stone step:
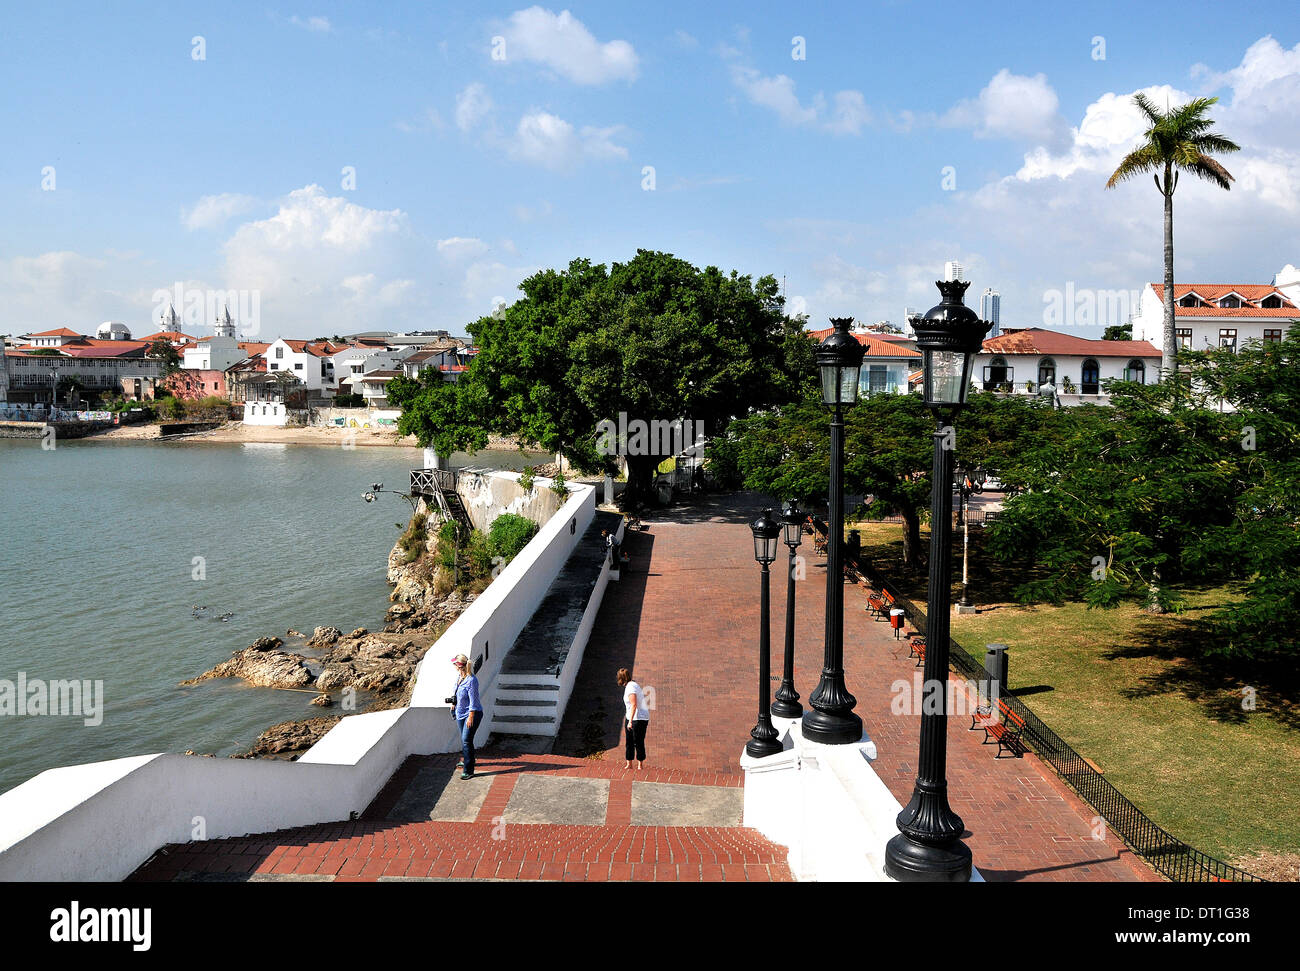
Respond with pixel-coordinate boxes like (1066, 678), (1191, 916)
(498, 682), (560, 692)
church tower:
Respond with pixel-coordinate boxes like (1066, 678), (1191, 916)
(214, 305), (237, 340)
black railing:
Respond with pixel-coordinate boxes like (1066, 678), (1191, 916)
(830, 523), (1262, 883)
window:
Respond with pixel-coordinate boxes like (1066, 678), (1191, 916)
(983, 356), (1010, 390)
(275, 347), (284, 359)
(1264, 329), (1282, 343)
(866, 364), (888, 395)
(1219, 328), (1237, 352)
(1124, 359), (1146, 384)
(1081, 359), (1100, 394)
(269, 363), (278, 370)
(1219, 295), (1241, 308)
(294, 362), (303, 371)
(1179, 293), (1202, 307)
(1038, 358), (1056, 387)
(1262, 295), (1282, 308)
(1177, 328), (1193, 349)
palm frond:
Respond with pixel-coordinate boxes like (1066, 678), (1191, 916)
(1191, 133), (1242, 155)
(1186, 156), (1235, 190)
(1132, 92), (1163, 126)
(1106, 145), (1162, 188)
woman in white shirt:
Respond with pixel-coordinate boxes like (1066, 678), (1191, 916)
(617, 667), (650, 770)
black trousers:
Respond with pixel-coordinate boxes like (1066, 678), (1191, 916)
(624, 719), (648, 761)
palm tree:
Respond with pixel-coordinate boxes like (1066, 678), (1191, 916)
(1106, 94), (1239, 385)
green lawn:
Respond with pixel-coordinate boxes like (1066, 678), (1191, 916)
(849, 518), (1300, 872)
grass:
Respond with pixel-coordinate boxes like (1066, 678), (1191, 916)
(850, 518), (1300, 871)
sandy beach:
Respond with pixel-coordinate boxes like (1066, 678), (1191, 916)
(89, 421), (527, 451)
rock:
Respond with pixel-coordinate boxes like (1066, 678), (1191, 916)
(307, 626), (342, 647)
(181, 647), (314, 689)
(349, 627), (368, 638)
(310, 693), (334, 708)
(250, 636), (284, 652)
(287, 628), (304, 637)
(236, 716), (341, 757)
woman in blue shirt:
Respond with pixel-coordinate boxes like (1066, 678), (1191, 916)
(452, 654), (484, 779)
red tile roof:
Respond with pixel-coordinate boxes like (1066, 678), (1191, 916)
(138, 330), (201, 343)
(806, 328), (921, 358)
(1149, 284), (1299, 317)
(26, 327), (82, 338)
(982, 328), (1159, 358)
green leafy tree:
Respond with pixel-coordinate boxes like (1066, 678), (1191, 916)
(1102, 323), (1133, 341)
(713, 389), (1055, 568)
(1106, 95), (1239, 383)
(147, 338), (181, 376)
(389, 368), (488, 458)
(461, 250), (813, 504)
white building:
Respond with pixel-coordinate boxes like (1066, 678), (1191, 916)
(264, 339), (347, 394)
(182, 309), (246, 372)
(944, 261), (963, 283)
(808, 326), (921, 395)
(975, 327), (1161, 406)
(1131, 267), (1300, 353)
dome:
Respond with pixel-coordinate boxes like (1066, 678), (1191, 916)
(96, 321), (131, 341)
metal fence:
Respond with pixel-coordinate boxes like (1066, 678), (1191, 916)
(840, 539), (1263, 883)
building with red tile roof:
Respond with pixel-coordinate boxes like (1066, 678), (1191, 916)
(806, 325), (921, 395)
(1132, 266), (1300, 353)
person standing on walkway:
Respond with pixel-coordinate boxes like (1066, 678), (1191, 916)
(452, 654), (484, 779)
(618, 667), (650, 770)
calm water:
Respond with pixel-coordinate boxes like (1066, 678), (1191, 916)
(0, 438), (545, 796)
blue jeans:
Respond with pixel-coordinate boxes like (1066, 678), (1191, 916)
(458, 711), (482, 774)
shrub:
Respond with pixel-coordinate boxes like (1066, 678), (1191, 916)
(518, 465), (535, 493)
(465, 529), (493, 579)
(488, 513), (538, 563)
(550, 471), (569, 499)
(398, 512), (428, 564)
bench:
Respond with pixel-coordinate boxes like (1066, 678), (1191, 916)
(864, 587), (895, 621)
(970, 698), (1026, 758)
(911, 638), (926, 666)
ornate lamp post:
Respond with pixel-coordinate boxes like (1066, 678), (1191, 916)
(885, 280), (991, 882)
(771, 501), (804, 718)
(803, 317), (865, 744)
(746, 508), (784, 758)
(955, 466), (987, 609)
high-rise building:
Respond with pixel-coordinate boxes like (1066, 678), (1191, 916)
(944, 261), (963, 282)
(981, 288), (1001, 337)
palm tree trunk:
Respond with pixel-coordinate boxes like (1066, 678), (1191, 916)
(1162, 164), (1176, 389)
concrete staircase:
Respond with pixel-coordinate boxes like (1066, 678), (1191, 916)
(490, 675), (561, 736)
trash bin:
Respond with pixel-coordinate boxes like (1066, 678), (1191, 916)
(984, 643), (1009, 699)
(890, 608), (905, 639)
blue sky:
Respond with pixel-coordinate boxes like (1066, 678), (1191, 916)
(3, 1), (1298, 340)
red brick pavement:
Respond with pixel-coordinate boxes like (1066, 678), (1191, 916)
(554, 496), (1160, 882)
(129, 753), (787, 882)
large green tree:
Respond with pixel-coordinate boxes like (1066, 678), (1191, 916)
(1106, 94), (1239, 383)
(988, 330), (1300, 660)
(460, 249), (813, 503)
(712, 389), (1056, 568)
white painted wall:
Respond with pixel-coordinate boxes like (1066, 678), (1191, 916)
(0, 473), (596, 881)
(242, 400), (289, 426)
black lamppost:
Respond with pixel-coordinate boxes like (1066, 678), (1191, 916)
(803, 317), (866, 744)
(955, 466), (987, 609)
(746, 508), (784, 758)
(771, 501), (804, 718)
(885, 280), (991, 882)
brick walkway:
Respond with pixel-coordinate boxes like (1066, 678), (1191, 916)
(130, 753), (791, 882)
(555, 494), (1160, 882)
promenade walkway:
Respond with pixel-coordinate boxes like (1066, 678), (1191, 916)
(132, 492), (1158, 882)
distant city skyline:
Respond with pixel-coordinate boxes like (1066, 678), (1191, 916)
(1, 3), (1297, 341)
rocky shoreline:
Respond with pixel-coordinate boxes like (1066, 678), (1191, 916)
(182, 503), (475, 759)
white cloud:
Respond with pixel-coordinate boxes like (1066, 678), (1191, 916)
(674, 29), (698, 49)
(437, 237), (490, 259)
(289, 15), (332, 33)
(395, 107), (445, 134)
(728, 62), (870, 135)
(499, 7), (638, 84)
(455, 82), (494, 132)
(943, 69), (1066, 145)
(182, 193), (258, 230)
(509, 111), (628, 170)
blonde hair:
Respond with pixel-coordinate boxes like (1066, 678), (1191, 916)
(616, 667), (631, 687)
(454, 654), (471, 683)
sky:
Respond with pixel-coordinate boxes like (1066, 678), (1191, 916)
(2, 1), (1298, 342)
